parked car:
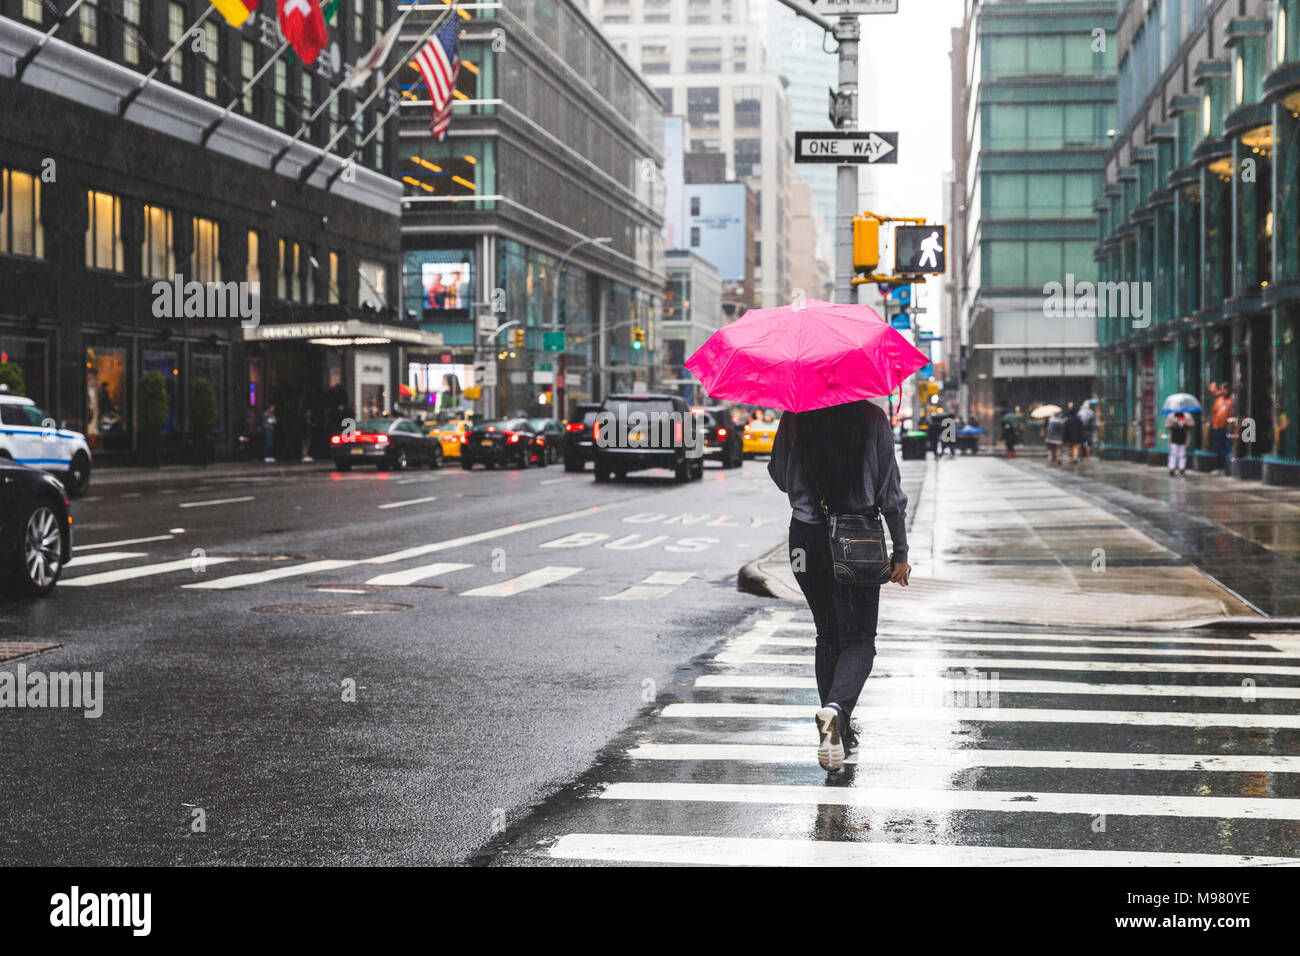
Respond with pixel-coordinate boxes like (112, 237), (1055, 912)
(330, 417), (443, 471)
(563, 402), (604, 472)
(1, 458), (72, 597)
(743, 417), (779, 458)
(592, 393), (705, 483)
(700, 405), (744, 468)
(424, 418), (472, 459)
(460, 419), (547, 469)
(528, 417), (566, 465)
(0, 392), (93, 497)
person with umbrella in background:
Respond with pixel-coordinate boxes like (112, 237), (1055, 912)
(1161, 392), (1202, 477)
(1044, 408), (1066, 466)
(1078, 400), (1099, 459)
(1001, 413), (1021, 457)
(686, 299), (926, 773)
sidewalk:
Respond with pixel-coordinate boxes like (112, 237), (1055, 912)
(742, 453), (1261, 629)
(88, 459), (334, 487)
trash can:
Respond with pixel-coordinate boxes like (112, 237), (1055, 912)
(902, 431), (928, 460)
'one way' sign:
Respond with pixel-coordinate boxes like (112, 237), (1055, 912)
(795, 131), (898, 164)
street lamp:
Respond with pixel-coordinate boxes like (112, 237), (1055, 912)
(551, 235), (611, 419)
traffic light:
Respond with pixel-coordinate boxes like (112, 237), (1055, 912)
(462, 386), (482, 401)
(632, 328), (645, 350)
(852, 216), (879, 274)
(894, 225), (946, 275)
(512, 328), (525, 349)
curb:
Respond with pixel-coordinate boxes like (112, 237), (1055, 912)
(90, 463), (335, 487)
(1184, 616), (1300, 631)
(737, 541), (803, 603)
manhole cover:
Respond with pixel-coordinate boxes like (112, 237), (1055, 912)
(251, 602), (412, 615)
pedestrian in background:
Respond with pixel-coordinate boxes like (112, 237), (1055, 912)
(768, 401), (910, 773)
(1078, 401), (1098, 459)
(1165, 411), (1190, 477)
(1045, 410), (1065, 466)
(262, 404), (277, 463)
(1210, 383), (1234, 475)
(1002, 419), (1019, 457)
(1063, 401), (1084, 465)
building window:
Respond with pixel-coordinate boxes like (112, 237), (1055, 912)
(301, 72), (313, 118)
(0, 168), (44, 259)
(353, 0), (364, 44)
(192, 217), (220, 283)
(690, 227), (700, 247)
(22, 0), (42, 22)
(690, 196), (700, 216)
(278, 239), (301, 300)
(85, 190), (123, 272)
(241, 41), (256, 113)
(375, 0), (384, 30)
(247, 230), (261, 288)
(277, 239), (287, 299)
(203, 22), (219, 99)
(329, 252), (339, 304)
(142, 205), (174, 279)
(79, 0), (98, 47)
(359, 260), (386, 308)
(168, 3), (185, 84)
(123, 0), (140, 65)
(274, 60), (287, 127)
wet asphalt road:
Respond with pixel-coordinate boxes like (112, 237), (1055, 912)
(0, 456), (785, 865)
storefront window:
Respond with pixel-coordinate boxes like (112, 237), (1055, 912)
(191, 353), (224, 438)
(1202, 164), (1233, 306)
(1176, 183), (1201, 315)
(1233, 131), (1273, 293)
(1231, 37), (1266, 108)
(1274, 97), (1300, 282)
(1281, 1), (1300, 66)
(85, 346), (127, 448)
(143, 350), (179, 434)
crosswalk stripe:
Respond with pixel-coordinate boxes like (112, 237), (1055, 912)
(60, 556), (239, 586)
(364, 504), (607, 564)
(71, 534), (174, 552)
(548, 833), (1300, 867)
(178, 495), (255, 508)
(660, 702), (1300, 729)
(181, 559), (358, 590)
(644, 571), (694, 585)
(603, 571), (695, 601)
(625, 744), (1300, 773)
(598, 782), (1300, 821)
(875, 641), (1291, 660)
(736, 630), (1285, 649)
(377, 496), (437, 510)
(693, 674), (1300, 699)
(713, 652), (1300, 676)
(65, 551), (148, 569)
(461, 566), (582, 597)
(364, 562), (473, 586)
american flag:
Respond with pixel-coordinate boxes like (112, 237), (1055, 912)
(412, 15), (460, 140)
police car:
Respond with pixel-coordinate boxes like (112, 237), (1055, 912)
(0, 390), (93, 497)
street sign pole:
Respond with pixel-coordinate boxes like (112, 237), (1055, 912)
(833, 14), (860, 305)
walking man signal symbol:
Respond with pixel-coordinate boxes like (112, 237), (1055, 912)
(919, 231), (943, 270)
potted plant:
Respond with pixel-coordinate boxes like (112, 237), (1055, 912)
(137, 371), (170, 467)
(188, 378), (219, 465)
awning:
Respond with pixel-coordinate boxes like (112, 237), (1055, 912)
(242, 319), (443, 347)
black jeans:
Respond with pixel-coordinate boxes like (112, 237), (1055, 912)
(788, 517), (880, 720)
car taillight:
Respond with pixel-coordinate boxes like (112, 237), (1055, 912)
(717, 427), (728, 439)
(538, 438), (545, 446)
(331, 435), (342, 445)
(506, 433), (520, 444)
(592, 421), (600, 442)
(459, 434), (468, 444)
(743, 431), (752, 440)
(565, 423), (583, 431)
(674, 420), (683, 443)
(375, 434), (388, 444)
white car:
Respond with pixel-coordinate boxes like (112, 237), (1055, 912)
(0, 392), (93, 497)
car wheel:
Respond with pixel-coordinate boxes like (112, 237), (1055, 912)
(10, 501), (64, 597)
(431, 449), (443, 469)
(564, 455), (582, 473)
(334, 461), (352, 472)
(64, 451), (92, 497)
(391, 449), (409, 471)
(675, 460), (691, 482)
(693, 459), (705, 480)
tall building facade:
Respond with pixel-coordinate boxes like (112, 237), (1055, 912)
(400, 0), (664, 419)
(0, 0), (423, 463)
(1098, 0), (1299, 484)
(951, 0), (1117, 431)
(586, 0), (792, 308)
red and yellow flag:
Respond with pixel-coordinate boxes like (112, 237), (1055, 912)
(213, 0), (258, 27)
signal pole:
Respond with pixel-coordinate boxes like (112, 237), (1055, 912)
(832, 15), (860, 305)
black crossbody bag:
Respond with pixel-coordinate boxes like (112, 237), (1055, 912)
(796, 432), (892, 588)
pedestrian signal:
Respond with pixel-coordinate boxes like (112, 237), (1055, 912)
(895, 225), (946, 275)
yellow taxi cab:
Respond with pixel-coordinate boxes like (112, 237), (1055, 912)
(742, 417), (779, 457)
(423, 419), (471, 458)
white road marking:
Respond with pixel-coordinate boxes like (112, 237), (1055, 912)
(597, 781), (1300, 821)
(65, 551), (148, 569)
(549, 833), (1300, 867)
(365, 562), (473, 586)
(644, 571), (694, 585)
(72, 534), (175, 552)
(758, 628), (1284, 649)
(625, 743), (1300, 773)
(712, 652), (1300, 676)
(462, 566), (582, 597)
(364, 505), (607, 564)
(377, 496), (437, 510)
(61, 556), (238, 586)
(660, 702), (1300, 729)
(182, 559), (357, 590)
(879, 641), (1290, 660)
(178, 495), (256, 509)
(603, 585), (674, 601)
(694, 674), (1300, 700)
(540, 477), (580, 485)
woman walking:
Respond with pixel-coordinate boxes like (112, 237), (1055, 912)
(768, 400), (911, 772)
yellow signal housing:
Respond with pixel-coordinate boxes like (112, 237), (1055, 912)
(462, 386), (482, 400)
(512, 328), (525, 349)
(852, 216), (879, 274)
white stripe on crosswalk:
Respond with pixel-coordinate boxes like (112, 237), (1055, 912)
(461, 566), (582, 597)
(365, 562), (473, 586)
(60, 556), (238, 586)
(364, 504), (610, 564)
(713, 652), (1300, 676)
(693, 674), (1300, 699)
(377, 496), (437, 510)
(65, 551), (148, 569)
(598, 782), (1300, 821)
(875, 641), (1290, 660)
(549, 833), (1300, 867)
(735, 630), (1288, 649)
(644, 571), (694, 586)
(71, 534), (174, 552)
(178, 495), (255, 508)
(660, 702), (1300, 729)
(603, 570), (695, 601)
(625, 743), (1300, 773)
(182, 559), (357, 590)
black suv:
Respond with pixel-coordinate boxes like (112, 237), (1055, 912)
(592, 393), (705, 483)
(701, 405), (744, 469)
(563, 402), (604, 472)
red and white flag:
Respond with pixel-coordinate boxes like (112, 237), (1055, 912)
(412, 16), (460, 140)
(278, 0), (329, 65)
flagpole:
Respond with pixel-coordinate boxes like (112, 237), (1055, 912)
(294, 3), (456, 187)
(200, 39), (292, 147)
(270, 7), (414, 170)
(13, 0), (90, 81)
(118, 3), (217, 117)
(323, 94), (404, 189)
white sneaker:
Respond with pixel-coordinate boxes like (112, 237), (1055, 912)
(815, 706), (844, 773)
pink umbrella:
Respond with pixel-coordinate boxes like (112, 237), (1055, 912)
(684, 299), (930, 412)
